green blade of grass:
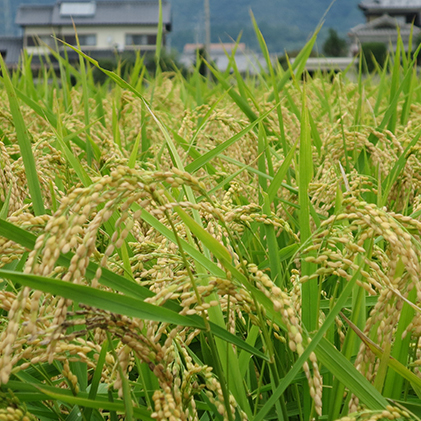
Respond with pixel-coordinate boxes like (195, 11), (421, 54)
(381, 126), (421, 206)
(204, 61), (259, 123)
(0, 218), (150, 300)
(107, 332), (133, 421)
(315, 337), (388, 410)
(342, 311), (421, 392)
(267, 138), (298, 203)
(262, 193), (283, 287)
(297, 90), (316, 418)
(367, 55), (415, 147)
(308, 110), (322, 155)
(36, 387), (153, 420)
(128, 132), (141, 169)
(15, 87), (57, 127)
(175, 207), (232, 263)
(328, 274), (369, 421)
(73, 25), (93, 165)
(0, 184), (12, 220)
(185, 105), (275, 174)
(186, 91), (229, 161)
(267, 29), (319, 102)
(112, 101), (122, 150)
(0, 54), (45, 216)
(83, 339), (109, 420)
(53, 124), (93, 187)
(383, 286), (417, 398)
(171, 130), (217, 175)
(0, 269), (202, 328)
(299, 87), (317, 332)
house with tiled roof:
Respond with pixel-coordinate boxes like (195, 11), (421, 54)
(0, 0), (171, 67)
(359, 0), (421, 25)
(349, 0), (421, 52)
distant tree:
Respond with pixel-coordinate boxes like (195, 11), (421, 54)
(323, 28), (348, 57)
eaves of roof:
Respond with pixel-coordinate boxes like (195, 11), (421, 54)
(16, 5), (53, 26)
(0, 36), (23, 64)
(351, 28), (418, 35)
(359, 0), (421, 11)
(16, 1), (171, 28)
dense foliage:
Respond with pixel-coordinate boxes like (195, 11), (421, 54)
(322, 28), (348, 57)
(2, 26), (421, 421)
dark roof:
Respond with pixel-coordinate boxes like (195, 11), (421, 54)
(16, 1), (171, 28)
(359, 0), (421, 11)
(0, 36), (23, 65)
(349, 13), (421, 34)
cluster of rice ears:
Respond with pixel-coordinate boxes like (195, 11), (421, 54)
(2, 17), (421, 421)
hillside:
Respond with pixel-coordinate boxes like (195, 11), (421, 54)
(170, 0), (364, 53)
(2, 0), (365, 54)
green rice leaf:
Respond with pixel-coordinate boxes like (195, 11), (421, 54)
(36, 387), (153, 420)
(299, 86), (317, 332)
(342, 311), (421, 393)
(128, 132), (141, 169)
(175, 207), (232, 263)
(83, 339), (109, 420)
(0, 269), (202, 328)
(0, 184), (12, 220)
(53, 126), (93, 187)
(185, 105), (275, 174)
(267, 29), (319, 101)
(267, 138), (298, 203)
(0, 54), (45, 216)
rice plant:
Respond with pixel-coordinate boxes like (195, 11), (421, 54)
(1, 21), (421, 421)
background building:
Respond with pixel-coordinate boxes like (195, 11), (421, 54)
(349, 0), (421, 52)
(0, 0), (171, 67)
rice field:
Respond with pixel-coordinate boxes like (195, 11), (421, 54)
(2, 26), (421, 421)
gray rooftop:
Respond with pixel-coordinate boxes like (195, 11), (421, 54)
(349, 13), (420, 33)
(359, 0), (421, 9)
(16, 1), (171, 28)
(0, 37), (23, 65)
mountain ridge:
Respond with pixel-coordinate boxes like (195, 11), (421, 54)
(170, 0), (364, 53)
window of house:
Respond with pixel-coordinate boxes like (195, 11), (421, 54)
(62, 34), (96, 46)
(26, 35), (53, 47)
(405, 14), (417, 24)
(147, 35), (157, 45)
(79, 34), (96, 46)
(125, 34), (157, 46)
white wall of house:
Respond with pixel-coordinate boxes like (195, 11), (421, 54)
(23, 25), (160, 54)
